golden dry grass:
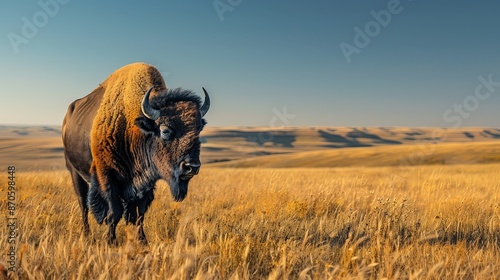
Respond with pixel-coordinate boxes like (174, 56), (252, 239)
(1, 164), (499, 279)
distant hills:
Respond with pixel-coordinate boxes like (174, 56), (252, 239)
(199, 126), (500, 165)
(0, 125), (499, 170)
(209, 141), (500, 168)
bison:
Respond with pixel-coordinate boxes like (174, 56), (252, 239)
(62, 62), (210, 245)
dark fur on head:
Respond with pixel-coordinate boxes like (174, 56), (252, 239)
(133, 86), (207, 202)
(136, 87), (207, 135)
(150, 88), (203, 110)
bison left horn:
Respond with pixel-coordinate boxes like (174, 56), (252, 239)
(141, 86), (160, 120)
(200, 87), (210, 117)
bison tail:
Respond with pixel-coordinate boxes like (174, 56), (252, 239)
(87, 178), (109, 224)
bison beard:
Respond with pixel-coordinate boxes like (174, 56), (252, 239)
(170, 175), (189, 202)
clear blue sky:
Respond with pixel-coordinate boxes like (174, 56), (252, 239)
(1, 0), (499, 127)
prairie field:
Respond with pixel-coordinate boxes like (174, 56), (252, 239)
(1, 164), (500, 279)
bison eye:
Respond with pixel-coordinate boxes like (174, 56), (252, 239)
(160, 125), (175, 141)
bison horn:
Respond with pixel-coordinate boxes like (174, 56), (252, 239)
(200, 87), (210, 117)
(141, 86), (161, 120)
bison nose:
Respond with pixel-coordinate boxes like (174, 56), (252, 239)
(180, 159), (201, 176)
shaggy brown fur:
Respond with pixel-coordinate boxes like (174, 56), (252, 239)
(90, 63), (166, 187)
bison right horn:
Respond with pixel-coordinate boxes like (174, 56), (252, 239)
(141, 86), (160, 120)
(200, 87), (210, 117)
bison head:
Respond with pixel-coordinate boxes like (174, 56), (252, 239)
(134, 86), (210, 201)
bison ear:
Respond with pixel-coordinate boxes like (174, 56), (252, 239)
(135, 116), (158, 135)
(200, 119), (207, 131)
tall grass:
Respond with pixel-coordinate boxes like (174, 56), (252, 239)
(0, 164), (499, 279)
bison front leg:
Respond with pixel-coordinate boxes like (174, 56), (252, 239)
(136, 215), (147, 244)
(88, 171), (123, 245)
(104, 187), (124, 246)
(137, 190), (154, 245)
(124, 190), (154, 245)
(124, 205), (148, 245)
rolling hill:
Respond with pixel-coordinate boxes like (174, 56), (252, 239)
(207, 141), (500, 168)
(1, 125), (499, 170)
